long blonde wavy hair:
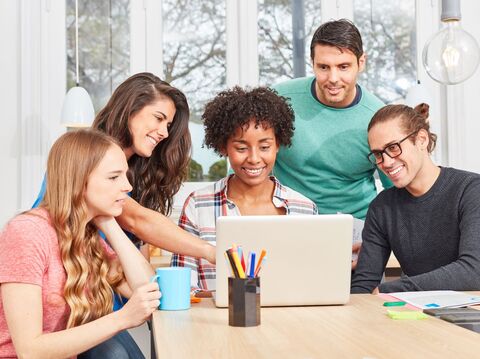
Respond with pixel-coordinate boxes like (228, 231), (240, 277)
(41, 129), (124, 328)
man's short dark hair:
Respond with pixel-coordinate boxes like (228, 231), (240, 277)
(310, 19), (363, 62)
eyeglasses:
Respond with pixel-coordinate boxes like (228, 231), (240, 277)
(367, 131), (418, 165)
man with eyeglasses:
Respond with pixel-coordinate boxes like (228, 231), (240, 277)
(367, 130), (419, 165)
(352, 103), (480, 293)
(273, 19), (391, 268)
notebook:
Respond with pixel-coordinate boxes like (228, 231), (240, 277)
(214, 214), (353, 307)
(389, 291), (480, 309)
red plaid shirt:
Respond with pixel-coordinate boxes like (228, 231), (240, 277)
(171, 175), (317, 292)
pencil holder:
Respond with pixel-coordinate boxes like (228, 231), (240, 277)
(228, 277), (260, 327)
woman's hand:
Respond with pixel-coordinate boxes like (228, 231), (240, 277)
(92, 216), (117, 233)
(204, 244), (216, 264)
(118, 282), (161, 329)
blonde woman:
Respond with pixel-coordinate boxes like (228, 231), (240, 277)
(0, 130), (160, 358)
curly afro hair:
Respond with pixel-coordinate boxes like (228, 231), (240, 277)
(202, 86), (295, 155)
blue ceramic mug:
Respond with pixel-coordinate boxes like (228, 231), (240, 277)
(150, 267), (191, 310)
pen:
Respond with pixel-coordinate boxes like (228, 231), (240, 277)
(224, 252), (233, 277)
(226, 249), (240, 278)
(249, 252), (256, 278)
(230, 248), (246, 278)
(254, 256), (267, 277)
(238, 246), (246, 272)
(254, 249), (266, 277)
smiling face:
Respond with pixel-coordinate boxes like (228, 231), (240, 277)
(224, 120), (279, 189)
(84, 144), (133, 219)
(125, 96), (176, 159)
(368, 118), (429, 192)
(312, 44), (365, 108)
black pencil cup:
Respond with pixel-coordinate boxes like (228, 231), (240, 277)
(228, 276), (260, 327)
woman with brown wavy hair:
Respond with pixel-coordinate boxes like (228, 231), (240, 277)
(94, 73), (215, 262)
(0, 130), (160, 358)
(34, 72), (215, 264)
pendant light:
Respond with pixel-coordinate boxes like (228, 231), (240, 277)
(422, 0), (480, 85)
(61, 0), (95, 128)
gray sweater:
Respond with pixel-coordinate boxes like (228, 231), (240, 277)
(351, 167), (480, 293)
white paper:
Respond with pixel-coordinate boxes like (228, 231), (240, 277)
(389, 290), (480, 309)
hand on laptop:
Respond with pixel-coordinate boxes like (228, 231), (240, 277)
(351, 242), (362, 270)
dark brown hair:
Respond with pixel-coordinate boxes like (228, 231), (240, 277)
(202, 86), (295, 154)
(93, 72), (191, 215)
(310, 19), (363, 62)
(368, 103), (437, 153)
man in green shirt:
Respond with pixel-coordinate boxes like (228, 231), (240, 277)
(273, 19), (391, 267)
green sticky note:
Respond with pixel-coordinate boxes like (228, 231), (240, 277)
(383, 301), (407, 307)
(387, 310), (429, 320)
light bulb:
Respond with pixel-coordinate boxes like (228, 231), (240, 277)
(441, 44), (460, 69)
(422, 0), (480, 85)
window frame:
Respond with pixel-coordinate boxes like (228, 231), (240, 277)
(19, 0), (65, 210)
(25, 0), (449, 213)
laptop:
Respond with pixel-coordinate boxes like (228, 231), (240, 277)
(214, 214), (353, 307)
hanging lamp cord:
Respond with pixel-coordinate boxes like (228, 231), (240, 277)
(75, 0), (79, 86)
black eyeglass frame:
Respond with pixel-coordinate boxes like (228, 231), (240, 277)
(367, 131), (419, 165)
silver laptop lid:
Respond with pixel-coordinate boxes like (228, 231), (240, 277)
(215, 214), (353, 307)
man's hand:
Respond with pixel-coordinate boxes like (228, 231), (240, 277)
(351, 242), (362, 270)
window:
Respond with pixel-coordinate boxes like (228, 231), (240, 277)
(258, 0), (322, 85)
(162, 0), (227, 181)
(353, 0), (417, 103)
(64, 0), (423, 182)
(66, 0), (130, 112)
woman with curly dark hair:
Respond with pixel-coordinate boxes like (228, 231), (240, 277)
(171, 86), (317, 296)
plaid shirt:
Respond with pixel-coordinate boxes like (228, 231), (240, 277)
(171, 175), (317, 292)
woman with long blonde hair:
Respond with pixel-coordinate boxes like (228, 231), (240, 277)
(0, 130), (160, 358)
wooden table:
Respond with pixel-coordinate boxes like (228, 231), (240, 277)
(150, 255), (172, 268)
(151, 293), (480, 358)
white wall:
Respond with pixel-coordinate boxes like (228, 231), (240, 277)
(0, 1), (65, 227)
(0, 1), (20, 227)
(460, 0), (480, 172)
